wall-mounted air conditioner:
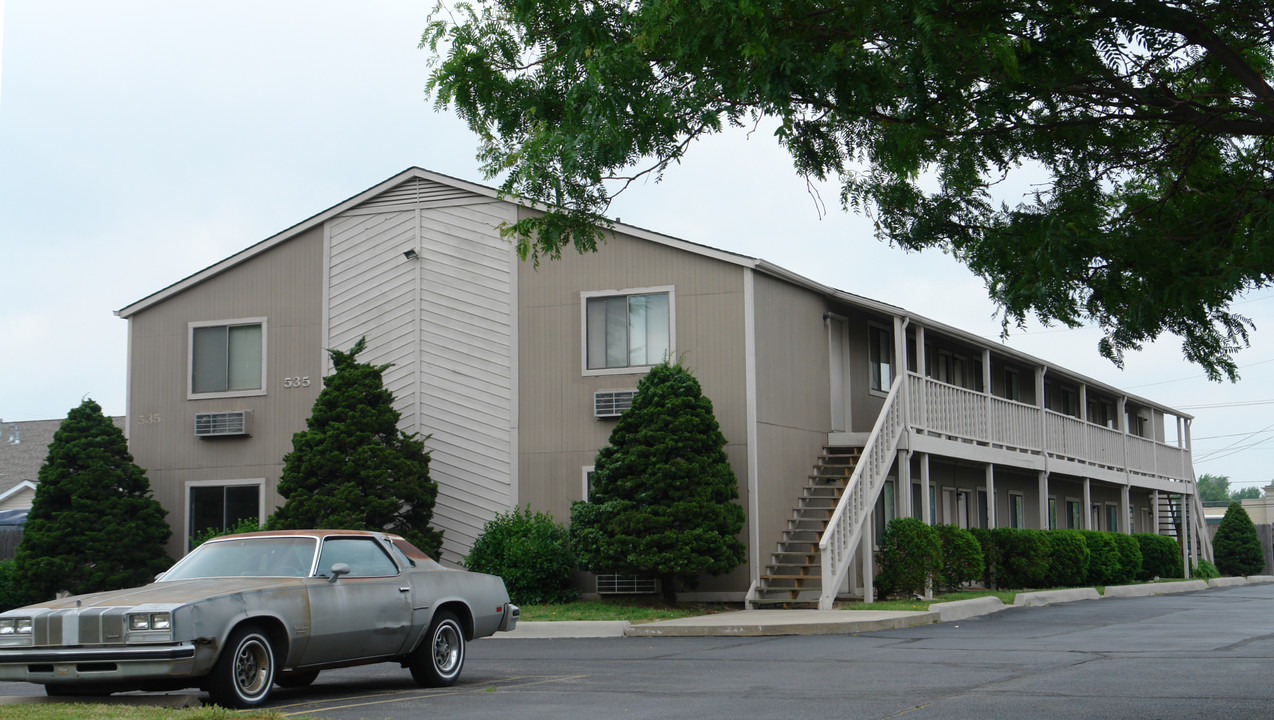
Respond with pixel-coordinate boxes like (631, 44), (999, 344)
(593, 390), (636, 419)
(194, 411), (252, 438)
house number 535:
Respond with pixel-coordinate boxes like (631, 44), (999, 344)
(283, 376), (311, 388)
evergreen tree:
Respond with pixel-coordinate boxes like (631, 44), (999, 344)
(12, 399), (172, 603)
(570, 361), (745, 605)
(267, 339), (443, 557)
(1212, 501), (1265, 577)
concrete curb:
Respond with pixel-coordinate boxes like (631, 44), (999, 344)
(1014, 588), (1100, 606)
(930, 596), (1006, 622)
(496, 620), (630, 638)
(624, 610), (937, 637)
(1208, 576), (1248, 588)
(1103, 580), (1208, 598)
(1246, 575), (1274, 584)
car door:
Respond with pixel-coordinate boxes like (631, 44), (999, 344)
(299, 536), (414, 665)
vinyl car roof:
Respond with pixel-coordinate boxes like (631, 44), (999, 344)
(212, 529), (434, 562)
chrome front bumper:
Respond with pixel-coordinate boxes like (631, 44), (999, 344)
(0, 643), (197, 684)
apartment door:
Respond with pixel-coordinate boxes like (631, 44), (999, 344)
(828, 314), (852, 432)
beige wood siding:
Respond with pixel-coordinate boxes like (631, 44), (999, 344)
(125, 225), (326, 559)
(327, 198), (518, 565)
(516, 214), (751, 593)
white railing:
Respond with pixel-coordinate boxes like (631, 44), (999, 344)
(818, 375), (907, 610)
(907, 373), (1192, 484)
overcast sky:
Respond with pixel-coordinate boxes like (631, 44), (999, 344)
(2, 2), (1271, 491)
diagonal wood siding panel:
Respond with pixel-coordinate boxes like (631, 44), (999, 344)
(327, 191), (517, 565)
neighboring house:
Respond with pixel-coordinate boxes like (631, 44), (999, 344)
(115, 167), (1212, 606)
(0, 416), (125, 559)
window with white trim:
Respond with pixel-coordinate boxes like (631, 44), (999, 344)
(1009, 493), (1025, 529)
(190, 319), (265, 396)
(584, 290), (672, 372)
(868, 324), (893, 393)
(187, 480), (262, 549)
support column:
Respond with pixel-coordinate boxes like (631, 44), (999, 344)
(1183, 496), (1192, 578)
(862, 509), (875, 603)
(898, 452), (912, 519)
(1119, 485), (1131, 533)
(1152, 489), (1160, 533)
(1038, 471), (1050, 530)
(1083, 478), (1093, 530)
(986, 464), (996, 529)
(920, 453), (932, 525)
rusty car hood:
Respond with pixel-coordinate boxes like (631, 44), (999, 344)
(24, 577), (304, 610)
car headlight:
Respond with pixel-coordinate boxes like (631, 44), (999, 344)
(129, 612), (171, 631)
(0, 618), (32, 635)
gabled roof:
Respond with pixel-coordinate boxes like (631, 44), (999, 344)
(113, 167), (1189, 418)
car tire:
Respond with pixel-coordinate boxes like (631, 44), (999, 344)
(208, 625), (276, 708)
(409, 611), (465, 687)
(275, 670), (320, 688)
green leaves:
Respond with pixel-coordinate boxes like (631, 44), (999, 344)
(428, 0), (1274, 381)
(13, 400), (172, 603)
(569, 362), (745, 604)
(268, 339), (443, 558)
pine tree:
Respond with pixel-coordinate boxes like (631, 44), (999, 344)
(570, 361), (745, 605)
(1212, 501), (1265, 577)
(267, 338), (443, 557)
(12, 399), (172, 603)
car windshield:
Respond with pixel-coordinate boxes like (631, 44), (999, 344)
(162, 537), (319, 580)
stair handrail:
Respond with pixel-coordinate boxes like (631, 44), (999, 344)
(1189, 490), (1215, 564)
(817, 375), (907, 610)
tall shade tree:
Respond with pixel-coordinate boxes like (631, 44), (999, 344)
(268, 339), (444, 558)
(12, 400), (172, 603)
(426, 0), (1274, 381)
(570, 361), (746, 605)
(1195, 473), (1232, 504)
(1212, 501), (1266, 576)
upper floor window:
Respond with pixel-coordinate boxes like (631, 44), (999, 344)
(868, 324), (892, 393)
(583, 289), (672, 374)
(190, 319), (265, 397)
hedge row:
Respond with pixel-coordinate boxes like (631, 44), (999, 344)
(875, 518), (1183, 596)
(968, 527), (1181, 590)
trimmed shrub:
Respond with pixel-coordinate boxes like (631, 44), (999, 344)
(968, 527), (997, 588)
(934, 524), (984, 592)
(875, 518), (941, 598)
(1213, 501), (1265, 576)
(0, 561), (23, 613)
(1047, 530), (1091, 587)
(1133, 533), (1182, 579)
(1078, 530), (1119, 585)
(465, 505), (579, 605)
(1109, 533), (1143, 585)
(993, 528), (1050, 590)
(1192, 559), (1220, 580)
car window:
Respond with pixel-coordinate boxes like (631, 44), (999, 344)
(162, 537), (317, 580)
(316, 537), (399, 578)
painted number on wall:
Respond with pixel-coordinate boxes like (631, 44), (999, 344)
(136, 413), (161, 425)
(283, 376), (312, 388)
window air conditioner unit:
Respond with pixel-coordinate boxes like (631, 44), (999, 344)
(194, 411), (252, 438)
(593, 390), (635, 418)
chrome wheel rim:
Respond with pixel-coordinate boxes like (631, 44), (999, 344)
(234, 637), (271, 698)
(433, 622), (461, 675)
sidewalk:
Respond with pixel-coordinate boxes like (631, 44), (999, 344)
(495, 575), (1274, 639)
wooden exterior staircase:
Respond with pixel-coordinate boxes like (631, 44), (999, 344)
(751, 447), (862, 606)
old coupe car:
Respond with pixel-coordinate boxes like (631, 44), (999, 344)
(0, 529), (518, 707)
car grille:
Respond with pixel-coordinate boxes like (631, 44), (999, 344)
(32, 609), (127, 647)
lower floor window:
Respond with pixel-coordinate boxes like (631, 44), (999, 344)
(189, 483), (261, 548)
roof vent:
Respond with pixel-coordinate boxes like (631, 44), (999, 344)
(594, 390), (635, 419)
(195, 411), (252, 438)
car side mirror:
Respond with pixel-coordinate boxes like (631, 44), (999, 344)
(327, 563), (351, 583)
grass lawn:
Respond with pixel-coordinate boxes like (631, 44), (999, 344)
(517, 599), (736, 623)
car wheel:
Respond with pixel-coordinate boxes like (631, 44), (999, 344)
(409, 611), (465, 687)
(275, 670), (320, 688)
(208, 625), (276, 708)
